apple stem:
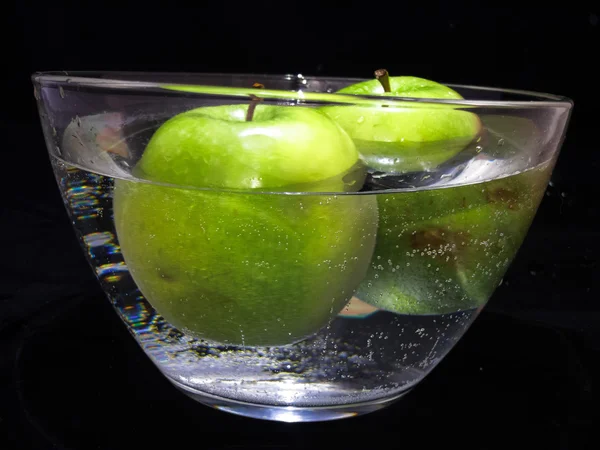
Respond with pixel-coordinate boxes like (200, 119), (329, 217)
(374, 69), (391, 93)
(246, 83), (265, 121)
(246, 95), (264, 121)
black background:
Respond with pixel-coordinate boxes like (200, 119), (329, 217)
(1, 1), (598, 448)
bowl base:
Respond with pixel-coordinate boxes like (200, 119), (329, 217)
(168, 377), (410, 422)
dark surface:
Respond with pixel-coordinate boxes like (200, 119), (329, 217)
(2, 2), (599, 448)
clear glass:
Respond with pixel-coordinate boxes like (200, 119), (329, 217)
(32, 72), (572, 422)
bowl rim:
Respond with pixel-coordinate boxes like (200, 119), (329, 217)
(32, 71), (574, 109)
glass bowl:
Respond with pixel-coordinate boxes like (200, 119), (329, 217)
(32, 71), (572, 422)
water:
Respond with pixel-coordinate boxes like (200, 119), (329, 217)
(50, 122), (553, 409)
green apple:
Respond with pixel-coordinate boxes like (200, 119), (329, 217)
(133, 103), (361, 191)
(321, 70), (482, 173)
(113, 102), (378, 346)
(355, 164), (551, 315)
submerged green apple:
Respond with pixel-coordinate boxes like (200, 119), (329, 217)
(321, 70), (481, 173)
(113, 100), (378, 346)
(356, 164), (551, 315)
(318, 69), (528, 315)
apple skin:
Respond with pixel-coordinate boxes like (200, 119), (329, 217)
(113, 103), (379, 346)
(135, 104), (360, 191)
(355, 164), (551, 315)
(336, 76), (466, 98)
(321, 76), (481, 173)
